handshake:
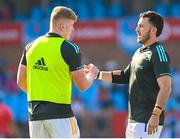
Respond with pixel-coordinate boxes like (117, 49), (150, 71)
(83, 63), (99, 80)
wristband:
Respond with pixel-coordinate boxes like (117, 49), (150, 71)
(152, 113), (158, 116)
(152, 107), (162, 116)
(111, 71), (113, 77)
(96, 71), (102, 80)
(98, 72), (103, 80)
(96, 71), (100, 79)
(155, 105), (162, 110)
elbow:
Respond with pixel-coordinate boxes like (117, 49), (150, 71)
(17, 78), (21, 88)
(17, 74), (22, 88)
(17, 77), (23, 88)
(77, 84), (89, 92)
(17, 80), (23, 90)
(79, 88), (87, 92)
(16, 79), (26, 92)
(73, 76), (92, 92)
(168, 86), (172, 96)
(78, 85), (89, 92)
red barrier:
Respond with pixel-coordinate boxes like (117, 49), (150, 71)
(111, 111), (128, 138)
(0, 23), (22, 46)
(71, 20), (118, 44)
(160, 19), (180, 42)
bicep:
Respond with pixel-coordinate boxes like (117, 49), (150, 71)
(71, 68), (89, 91)
(17, 64), (27, 85)
(17, 64), (27, 92)
(157, 75), (172, 89)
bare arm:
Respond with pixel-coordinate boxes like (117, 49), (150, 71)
(17, 64), (27, 92)
(155, 75), (172, 109)
(147, 75), (172, 135)
(71, 64), (99, 92)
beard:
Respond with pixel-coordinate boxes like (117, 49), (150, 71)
(137, 30), (151, 44)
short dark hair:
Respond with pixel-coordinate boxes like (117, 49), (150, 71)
(140, 11), (164, 37)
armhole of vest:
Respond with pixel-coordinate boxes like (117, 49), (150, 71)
(25, 41), (34, 53)
(60, 40), (69, 66)
(26, 36), (45, 52)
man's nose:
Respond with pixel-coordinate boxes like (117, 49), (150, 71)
(135, 26), (138, 32)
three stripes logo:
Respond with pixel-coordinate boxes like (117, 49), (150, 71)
(33, 57), (48, 71)
(156, 45), (168, 62)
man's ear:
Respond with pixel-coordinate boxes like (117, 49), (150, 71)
(59, 23), (65, 31)
(151, 27), (157, 35)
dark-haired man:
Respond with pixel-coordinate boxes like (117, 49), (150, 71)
(96, 11), (172, 138)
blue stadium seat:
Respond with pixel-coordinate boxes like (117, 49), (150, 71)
(50, 1), (62, 9)
(90, 0), (106, 20)
(15, 14), (28, 22)
(76, 0), (90, 20)
(154, 4), (170, 17)
(108, 3), (124, 18)
(171, 4), (180, 18)
(30, 6), (43, 22)
(62, 0), (75, 9)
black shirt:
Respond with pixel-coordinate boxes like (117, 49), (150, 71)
(20, 32), (83, 121)
(112, 42), (171, 125)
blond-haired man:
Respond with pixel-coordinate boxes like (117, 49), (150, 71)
(17, 6), (99, 138)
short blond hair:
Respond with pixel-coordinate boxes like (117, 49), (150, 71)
(50, 6), (77, 27)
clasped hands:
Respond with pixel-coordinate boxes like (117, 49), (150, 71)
(83, 63), (99, 79)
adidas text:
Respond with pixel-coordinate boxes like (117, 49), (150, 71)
(33, 65), (48, 71)
(33, 57), (48, 71)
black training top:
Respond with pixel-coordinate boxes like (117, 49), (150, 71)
(112, 42), (171, 125)
(20, 32), (82, 121)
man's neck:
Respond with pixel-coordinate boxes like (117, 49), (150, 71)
(142, 38), (158, 48)
(49, 28), (63, 37)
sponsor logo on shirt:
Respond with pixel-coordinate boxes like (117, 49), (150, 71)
(33, 57), (48, 71)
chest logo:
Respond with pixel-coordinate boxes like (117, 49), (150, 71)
(135, 64), (143, 70)
(33, 57), (48, 71)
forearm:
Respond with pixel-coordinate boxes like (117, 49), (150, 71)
(98, 71), (113, 83)
(74, 73), (94, 92)
(72, 64), (99, 92)
(155, 87), (171, 109)
(84, 72), (96, 89)
(152, 76), (172, 116)
(98, 70), (128, 84)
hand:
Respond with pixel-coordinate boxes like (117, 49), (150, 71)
(147, 114), (160, 135)
(83, 63), (99, 79)
(83, 64), (90, 73)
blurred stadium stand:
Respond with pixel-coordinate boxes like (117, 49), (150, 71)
(0, 0), (180, 137)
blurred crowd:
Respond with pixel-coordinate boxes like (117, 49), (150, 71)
(0, 62), (28, 137)
(0, 0), (180, 22)
(0, 0), (180, 138)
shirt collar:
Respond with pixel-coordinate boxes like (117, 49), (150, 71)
(45, 32), (62, 38)
(140, 42), (160, 52)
